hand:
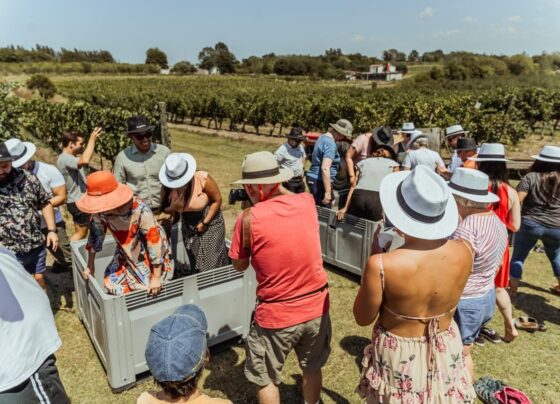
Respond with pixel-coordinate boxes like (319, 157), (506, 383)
(90, 127), (103, 140)
(148, 276), (162, 296)
(195, 222), (208, 234)
(371, 223), (392, 255)
(82, 266), (93, 280)
(336, 208), (346, 221)
(46, 232), (59, 252)
(322, 193), (332, 206)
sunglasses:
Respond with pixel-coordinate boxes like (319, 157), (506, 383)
(133, 133), (152, 140)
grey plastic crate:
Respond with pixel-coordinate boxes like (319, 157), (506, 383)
(71, 225), (256, 392)
(317, 207), (404, 276)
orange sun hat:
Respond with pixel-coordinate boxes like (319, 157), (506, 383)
(76, 171), (133, 214)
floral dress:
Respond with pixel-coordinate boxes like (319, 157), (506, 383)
(87, 197), (174, 295)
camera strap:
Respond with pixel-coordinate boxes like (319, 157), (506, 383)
(242, 207), (252, 256)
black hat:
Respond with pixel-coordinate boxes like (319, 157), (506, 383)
(372, 127), (394, 147)
(456, 137), (477, 152)
(286, 127), (306, 141)
(127, 116), (155, 135)
(0, 142), (15, 163)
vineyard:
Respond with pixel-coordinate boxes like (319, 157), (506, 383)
(1, 76), (559, 161)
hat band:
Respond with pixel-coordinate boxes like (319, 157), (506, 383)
(448, 181), (488, 196)
(13, 145), (27, 160)
(166, 164), (189, 181)
(242, 167), (280, 180)
(540, 153), (560, 161)
(446, 130), (464, 137)
(396, 182), (445, 224)
(477, 154), (505, 159)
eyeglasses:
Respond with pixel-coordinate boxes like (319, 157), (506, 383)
(133, 133), (152, 140)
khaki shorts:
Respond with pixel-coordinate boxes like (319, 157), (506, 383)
(244, 313), (332, 386)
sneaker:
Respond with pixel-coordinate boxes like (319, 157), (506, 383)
(474, 335), (485, 347)
(480, 327), (502, 343)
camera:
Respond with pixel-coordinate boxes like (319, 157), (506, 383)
(228, 188), (250, 205)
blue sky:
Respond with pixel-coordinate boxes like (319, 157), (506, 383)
(1, 0), (559, 64)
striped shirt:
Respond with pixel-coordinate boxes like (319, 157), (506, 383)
(450, 212), (507, 298)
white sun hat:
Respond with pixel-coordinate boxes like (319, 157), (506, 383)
(445, 124), (468, 139)
(159, 153), (197, 189)
(4, 138), (36, 168)
(400, 122), (416, 134)
(531, 145), (560, 163)
(448, 168), (499, 204)
(232, 151), (293, 185)
(380, 165), (459, 240)
(469, 143), (510, 162)
(409, 130), (427, 145)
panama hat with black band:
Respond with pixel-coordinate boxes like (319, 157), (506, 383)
(0, 142), (15, 163)
(531, 145), (560, 163)
(445, 124), (468, 139)
(232, 151), (293, 185)
(408, 130), (427, 146)
(469, 143), (510, 163)
(448, 167), (499, 204)
(127, 115), (155, 135)
(380, 165), (459, 240)
(4, 138), (36, 168)
(159, 153), (197, 189)
(400, 122), (416, 134)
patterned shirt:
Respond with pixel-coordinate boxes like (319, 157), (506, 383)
(86, 197), (174, 295)
(0, 168), (52, 254)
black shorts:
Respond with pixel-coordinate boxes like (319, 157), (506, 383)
(348, 189), (383, 221)
(66, 202), (91, 226)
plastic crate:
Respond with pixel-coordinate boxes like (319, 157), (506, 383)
(71, 225), (256, 392)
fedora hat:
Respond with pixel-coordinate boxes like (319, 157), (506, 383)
(409, 130), (427, 145)
(329, 119), (353, 139)
(448, 168), (499, 203)
(532, 145), (560, 163)
(400, 122), (416, 134)
(76, 171), (133, 214)
(380, 165), (458, 240)
(0, 141), (15, 163)
(372, 127), (394, 147)
(159, 153), (197, 189)
(4, 138), (36, 168)
(232, 151), (293, 185)
(470, 143), (509, 162)
(455, 137), (477, 152)
(445, 124), (467, 139)
(286, 127), (306, 141)
(127, 115), (155, 135)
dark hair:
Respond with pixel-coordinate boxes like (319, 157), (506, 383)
(61, 130), (84, 147)
(371, 143), (398, 162)
(477, 161), (509, 195)
(156, 367), (203, 400)
(530, 159), (560, 201)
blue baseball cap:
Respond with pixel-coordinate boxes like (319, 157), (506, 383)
(145, 304), (208, 382)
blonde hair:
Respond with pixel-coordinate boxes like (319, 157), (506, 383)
(453, 194), (488, 210)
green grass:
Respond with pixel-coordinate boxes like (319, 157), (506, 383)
(46, 130), (559, 403)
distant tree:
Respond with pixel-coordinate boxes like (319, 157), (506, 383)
(26, 74), (56, 98)
(408, 50), (419, 62)
(395, 62), (408, 74)
(421, 49), (445, 62)
(382, 49), (405, 62)
(198, 42), (237, 74)
(171, 61), (196, 75)
(261, 63), (272, 74)
(145, 48), (168, 69)
(507, 54), (535, 75)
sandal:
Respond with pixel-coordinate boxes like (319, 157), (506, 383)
(514, 316), (539, 332)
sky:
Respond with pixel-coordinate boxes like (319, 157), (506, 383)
(1, 0), (559, 64)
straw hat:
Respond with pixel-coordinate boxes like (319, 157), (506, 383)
(448, 168), (499, 203)
(532, 145), (560, 163)
(400, 122), (416, 134)
(4, 138), (36, 168)
(76, 171), (133, 214)
(445, 124), (467, 139)
(232, 151), (293, 185)
(159, 153), (197, 189)
(380, 165), (458, 239)
(469, 143), (509, 162)
(329, 119), (353, 139)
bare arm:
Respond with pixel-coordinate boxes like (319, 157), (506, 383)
(232, 258), (250, 272)
(49, 184), (67, 208)
(78, 127), (103, 167)
(41, 203), (58, 251)
(200, 174), (222, 227)
(321, 158), (333, 204)
(517, 191), (528, 205)
(345, 147), (357, 183)
(354, 254), (384, 326)
(337, 167), (359, 220)
(507, 186), (521, 232)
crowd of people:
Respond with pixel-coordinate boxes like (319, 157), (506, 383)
(0, 114), (558, 403)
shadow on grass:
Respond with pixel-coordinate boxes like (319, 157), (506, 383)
(45, 267), (75, 315)
(512, 290), (560, 326)
(340, 335), (370, 371)
(323, 263), (361, 285)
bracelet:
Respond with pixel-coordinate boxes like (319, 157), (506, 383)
(47, 229), (57, 233)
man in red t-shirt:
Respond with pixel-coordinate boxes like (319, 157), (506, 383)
(229, 151), (331, 404)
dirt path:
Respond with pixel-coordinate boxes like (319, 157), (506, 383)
(168, 123), (286, 145)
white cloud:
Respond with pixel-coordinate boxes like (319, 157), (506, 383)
(350, 34), (365, 42)
(420, 6), (434, 18)
(500, 25), (518, 34)
(507, 15), (521, 22)
(463, 16), (477, 24)
(433, 29), (460, 38)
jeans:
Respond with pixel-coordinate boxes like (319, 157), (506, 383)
(510, 217), (560, 279)
(306, 178), (333, 208)
(454, 288), (496, 345)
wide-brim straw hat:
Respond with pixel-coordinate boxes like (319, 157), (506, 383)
(469, 143), (509, 162)
(232, 151), (293, 185)
(76, 171), (133, 214)
(329, 119), (353, 139)
(4, 138), (36, 168)
(159, 153), (197, 189)
(448, 167), (499, 204)
(531, 145), (560, 163)
(400, 122), (416, 134)
(380, 165), (458, 240)
(445, 124), (468, 139)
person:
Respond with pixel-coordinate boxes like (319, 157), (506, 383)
(510, 145), (560, 296)
(0, 141), (58, 291)
(274, 127), (306, 193)
(337, 144), (399, 222)
(332, 138), (352, 209)
(160, 153), (229, 273)
(113, 115), (171, 214)
(77, 171), (174, 296)
(7, 138), (72, 273)
(345, 126), (393, 184)
(57, 127), (103, 241)
(355, 165), (475, 403)
(448, 168), (507, 378)
(456, 137), (478, 169)
(402, 130), (448, 176)
(0, 248), (70, 403)
(473, 143), (521, 343)
(306, 118), (353, 207)
(445, 124), (467, 173)
(393, 122), (415, 164)
(139, 304), (232, 404)
(229, 151), (331, 404)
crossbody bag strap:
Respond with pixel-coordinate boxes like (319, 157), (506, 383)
(242, 207), (252, 256)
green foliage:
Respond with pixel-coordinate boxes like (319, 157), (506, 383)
(0, 82), (22, 140)
(145, 48), (168, 69)
(0, 62), (160, 75)
(198, 42), (237, 74)
(507, 54), (535, 75)
(26, 74), (56, 99)
(171, 61), (196, 75)
(59, 48), (114, 63)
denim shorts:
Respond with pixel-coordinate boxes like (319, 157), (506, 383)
(15, 245), (47, 275)
(454, 288), (496, 345)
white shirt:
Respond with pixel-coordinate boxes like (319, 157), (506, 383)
(274, 142), (306, 178)
(448, 151), (463, 173)
(0, 249), (61, 391)
(403, 148), (445, 171)
(355, 158), (399, 192)
(33, 161), (66, 226)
